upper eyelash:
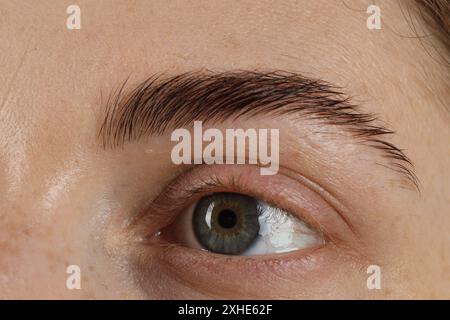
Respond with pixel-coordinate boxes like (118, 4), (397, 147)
(151, 170), (303, 228)
(142, 169), (259, 221)
(190, 174), (240, 194)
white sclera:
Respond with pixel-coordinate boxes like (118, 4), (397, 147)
(243, 201), (324, 256)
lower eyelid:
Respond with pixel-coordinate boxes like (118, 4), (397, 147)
(158, 241), (327, 269)
(133, 240), (335, 299)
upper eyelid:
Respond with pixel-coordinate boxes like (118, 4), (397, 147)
(146, 170), (243, 216)
(99, 70), (419, 192)
(143, 164), (357, 246)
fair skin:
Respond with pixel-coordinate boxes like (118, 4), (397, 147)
(0, 0), (449, 299)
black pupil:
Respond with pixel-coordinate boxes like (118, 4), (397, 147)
(193, 193), (260, 255)
(218, 209), (237, 229)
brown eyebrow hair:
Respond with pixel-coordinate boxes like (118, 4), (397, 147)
(99, 70), (419, 191)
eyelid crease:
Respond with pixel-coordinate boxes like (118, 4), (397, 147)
(271, 165), (358, 237)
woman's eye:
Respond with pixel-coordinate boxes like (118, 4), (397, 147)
(160, 192), (325, 256)
(193, 193), (262, 255)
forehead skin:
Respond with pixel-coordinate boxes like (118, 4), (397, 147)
(0, 0), (449, 298)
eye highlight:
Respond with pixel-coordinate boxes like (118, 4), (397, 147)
(160, 191), (325, 256)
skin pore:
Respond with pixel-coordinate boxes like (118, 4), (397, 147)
(0, 0), (449, 299)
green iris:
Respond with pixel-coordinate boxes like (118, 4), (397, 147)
(192, 193), (260, 255)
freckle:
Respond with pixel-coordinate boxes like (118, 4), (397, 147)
(34, 225), (49, 239)
(0, 240), (16, 255)
(88, 265), (95, 272)
(49, 263), (57, 273)
(46, 250), (55, 261)
(223, 34), (240, 49)
(22, 227), (32, 237)
(5, 221), (19, 235)
(46, 250), (64, 265)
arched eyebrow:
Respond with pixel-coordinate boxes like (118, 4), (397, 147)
(99, 70), (419, 191)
